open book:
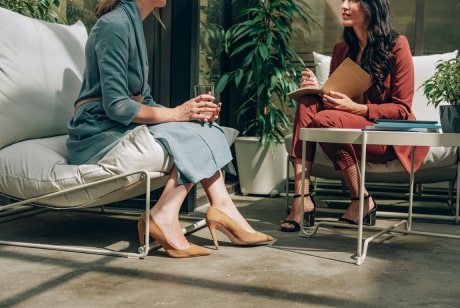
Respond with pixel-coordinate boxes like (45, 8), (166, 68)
(288, 58), (373, 101)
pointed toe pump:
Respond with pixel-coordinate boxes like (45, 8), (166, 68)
(138, 212), (210, 258)
(206, 207), (274, 249)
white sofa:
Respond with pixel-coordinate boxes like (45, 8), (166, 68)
(0, 8), (175, 258)
(285, 49), (459, 186)
(0, 8), (175, 208)
(0, 8), (238, 257)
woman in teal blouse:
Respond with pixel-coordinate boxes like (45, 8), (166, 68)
(67, 0), (273, 258)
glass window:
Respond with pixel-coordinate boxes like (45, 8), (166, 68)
(291, 0), (343, 57)
(390, 0), (417, 53)
(198, 0), (225, 85)
(424, 0), (460, 54)
(291, 0), (458, 59)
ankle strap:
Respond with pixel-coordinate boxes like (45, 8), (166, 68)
(293, 194), (311, 198)
(351, 194), (370, 200)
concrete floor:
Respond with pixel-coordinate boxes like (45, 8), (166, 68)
(1, 189), (460, 307)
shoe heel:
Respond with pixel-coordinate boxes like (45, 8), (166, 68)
(364, 195), (377, 226)
(291, 194), (317, 227)
(364, 208), (377, 226)
(207, 222), (220, 250)
(303, 210), (316, 227)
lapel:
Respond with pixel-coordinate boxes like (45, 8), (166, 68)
(120, 0), (148, 95)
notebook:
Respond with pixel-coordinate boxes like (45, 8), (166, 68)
(364, 119), (442, 132)
(288, 58), (373, 101)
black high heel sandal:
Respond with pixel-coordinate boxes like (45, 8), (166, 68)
(286, 184), (315, 215)
(281, 194), (316, 232)
(338, 194), (377, 226)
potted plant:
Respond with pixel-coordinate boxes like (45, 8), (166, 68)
(0, 0), (64, 23)
(421, 57), (460, 133)
(215, 0), (314, 195)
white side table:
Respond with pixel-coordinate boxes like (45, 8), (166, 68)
(298, 128), (460, 265)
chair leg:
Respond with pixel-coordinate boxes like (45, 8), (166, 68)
(285, 155), (292, 213)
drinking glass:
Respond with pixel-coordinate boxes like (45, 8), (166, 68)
(194, 84), (215, 119)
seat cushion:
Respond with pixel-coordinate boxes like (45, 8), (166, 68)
(0, 8), (87, 150)
(98, 125), (173, 175)
(0, 135), (168, 207)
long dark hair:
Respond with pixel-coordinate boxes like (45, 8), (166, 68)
(343, 0), (399, 93)
(95, 0), (119, 18)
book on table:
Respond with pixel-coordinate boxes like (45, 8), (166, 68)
(287, 57), (373, 101)
(364, 119), (442, 132)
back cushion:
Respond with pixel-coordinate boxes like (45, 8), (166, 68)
(0, 8), (87, 150)
(313, 50), (458, 122)
(313, 51), (332, 87)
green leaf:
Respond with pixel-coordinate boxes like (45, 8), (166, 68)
(421, 57), (460, 107)
(235, 69), (244, 87)
(217, 0), (316, 148)
(259, 43), (270, 61)
(215, 74), (230, 95)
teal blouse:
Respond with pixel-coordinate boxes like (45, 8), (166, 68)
(67, 0), (234, 184)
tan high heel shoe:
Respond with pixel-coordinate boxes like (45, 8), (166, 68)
(137, 212), (210, 258)
(206, 207), (274, 249)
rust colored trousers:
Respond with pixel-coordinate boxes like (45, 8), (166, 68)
(290, 95), (397, 171)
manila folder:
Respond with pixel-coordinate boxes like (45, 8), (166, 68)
(288, 58), (372, 101)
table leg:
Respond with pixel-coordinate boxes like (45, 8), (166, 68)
(296, 128), (460, 265)
(356, 132), (367, 265)
(408, 146), (416, 230)
(300, 139), (306, 229)
(456, 162), (460, 224)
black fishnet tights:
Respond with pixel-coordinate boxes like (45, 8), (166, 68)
(336, 149), (361, 198)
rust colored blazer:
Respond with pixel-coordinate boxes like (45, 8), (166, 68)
(330, 35), (429, 173)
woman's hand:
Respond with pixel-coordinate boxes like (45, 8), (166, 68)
(175, 94), (221, 122)
(204, 101), (222, 122)
(300, 68), (319, 88)
(322, 91), (368, 116)
(133, 94), (221, 124)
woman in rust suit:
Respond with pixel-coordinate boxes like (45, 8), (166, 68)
(281, 0), (429, 232)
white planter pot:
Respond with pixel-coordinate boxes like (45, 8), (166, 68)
(234, 137), (288, 196)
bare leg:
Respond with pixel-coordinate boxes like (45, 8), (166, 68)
(339, 163), (375, 223)
(149, 166), (194, 249)
(201, 170), (255, 233)
(281, 158), (315, 230)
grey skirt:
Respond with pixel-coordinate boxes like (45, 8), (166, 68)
(67, 101), (235, 184)
(147, 121), (235, 184)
